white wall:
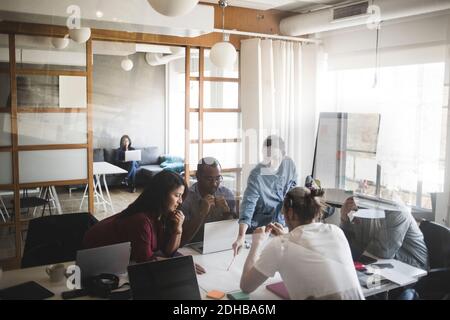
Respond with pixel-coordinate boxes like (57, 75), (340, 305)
(92, 53), (165, 150)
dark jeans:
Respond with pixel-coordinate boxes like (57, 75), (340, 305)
(120, 161), (138, 186)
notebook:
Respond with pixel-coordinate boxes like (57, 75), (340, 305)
(0, 281), (54, 300)
(266, 282), (291, 300)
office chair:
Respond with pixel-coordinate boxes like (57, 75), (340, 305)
(19, 188), (52, 217)
(415, 220), (450, 299)
(21, 213), (98, 268)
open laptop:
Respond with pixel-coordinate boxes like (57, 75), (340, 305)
(127, 256), (201, 300)
(189, 219), (238, 254)
(76, 242), (131, 281)
(125, 150), (141, 162)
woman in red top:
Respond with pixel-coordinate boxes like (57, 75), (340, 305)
(83, 170), (187, 263)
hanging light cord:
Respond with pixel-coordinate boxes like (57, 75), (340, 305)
(222, 3), (225, 40)
(372, 0), (382, 88)
(219, 0), (228, 41)
(373, 21), (382, 88)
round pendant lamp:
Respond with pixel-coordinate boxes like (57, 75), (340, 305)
(121, 56), (134, 71)
(147, 0), (199, 17)
(51, 36), (69, 49)
(69, 27), (91, 44)
(209, 0), (237, 70)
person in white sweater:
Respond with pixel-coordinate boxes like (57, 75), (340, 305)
(240, 186), (364, 300)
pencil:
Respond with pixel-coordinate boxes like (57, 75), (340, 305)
(227, 256), (236, 271)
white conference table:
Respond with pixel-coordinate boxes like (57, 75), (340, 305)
(180, 246), (427, 299)
(0, 245), (427, 300)
(80, 162), (127, 213)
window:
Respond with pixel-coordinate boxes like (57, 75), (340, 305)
(318, 62), (448, 209)
(169, 47), (242, 198)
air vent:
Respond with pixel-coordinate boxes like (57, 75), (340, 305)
(333, 1), (369, 20)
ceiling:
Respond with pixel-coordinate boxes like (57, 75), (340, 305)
(201, 0), (351, 12)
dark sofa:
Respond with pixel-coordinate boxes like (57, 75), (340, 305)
(93, 146), (164, 187)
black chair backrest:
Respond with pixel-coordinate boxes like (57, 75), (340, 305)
(22, 213), (98, 268)
(419, 220), (450, 270)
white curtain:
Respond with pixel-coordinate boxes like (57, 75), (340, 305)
(241, 38), (303, 186)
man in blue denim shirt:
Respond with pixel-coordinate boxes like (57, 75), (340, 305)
(232, 136), (297, 255)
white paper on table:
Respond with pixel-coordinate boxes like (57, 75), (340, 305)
(194, 250), (248, 293)
(193, 238), (275, 294)
(352, 209), (386, 219)
(366, 266), (415, 286)
(353, 196), (399, 211)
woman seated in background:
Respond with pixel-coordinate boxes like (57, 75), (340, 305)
(83, 170), (187, 263)
(117, 134), (139, 193)
(240, 187), (364, 300)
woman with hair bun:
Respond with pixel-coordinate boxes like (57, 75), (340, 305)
(240, 187), (364, 300)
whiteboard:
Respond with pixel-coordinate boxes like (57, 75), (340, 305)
(313, 112), (380, 189)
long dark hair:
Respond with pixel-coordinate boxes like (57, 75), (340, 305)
(119, 135), (132, 150)
(119, 171), (188, 219)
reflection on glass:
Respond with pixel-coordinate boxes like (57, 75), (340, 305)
(0, 152), (12, 184)
(17, 75), (59, 107)
(0, 190), (13, 224)
(0, 34), (10, 110)
(19, 149), (88, 183)
(221, 172), (239, 195)
(204, 81), (239, 109)
(167, 55), (186, 157)
(203, 142), (241, 169)
(17, 113), (87, 145)
(189, 143), (198, 171)
(15, 35), (86, 71)
(0, 34), (9, 62)
(313, 112), (380, 196)
(190, 48), (199, 77)
(16, 75), (87, 108)
(190, 81), (199, 108)
(0, 227), (15, 260)
(318, 63), (447, 209)
(0, 113), (11, 147)
(190, 112), (199, 140)
(204, 113), (240, 140)
(0, 73), (10, 108)
(17, 185), (91, 221)
(345, 152), (377, 195)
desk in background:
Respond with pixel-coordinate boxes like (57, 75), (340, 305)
(80, 162), (127, 213)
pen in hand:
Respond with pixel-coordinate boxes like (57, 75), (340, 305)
(226, 255), (236, 271)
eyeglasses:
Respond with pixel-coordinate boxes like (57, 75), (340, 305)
(203, 175), (223, 183)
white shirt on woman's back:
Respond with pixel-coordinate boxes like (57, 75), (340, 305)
(254, 223), (364, 300)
